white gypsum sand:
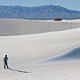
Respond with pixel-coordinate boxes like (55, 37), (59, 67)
(0, 26), (80, 80)
(0, 19), (80, 36)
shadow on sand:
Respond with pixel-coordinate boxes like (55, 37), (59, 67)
(41, 47), (80, 63)
(8, 68), (31, 74)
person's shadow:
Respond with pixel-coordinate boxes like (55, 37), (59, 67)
(8, 68), (31, 74)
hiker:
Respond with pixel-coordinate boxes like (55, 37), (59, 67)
(3, 55), (9, 69)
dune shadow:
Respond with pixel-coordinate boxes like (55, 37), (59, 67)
(42, 47), (80, 63)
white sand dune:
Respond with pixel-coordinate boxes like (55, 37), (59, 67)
(0, 26), (80, 80)
(42, 47), (80, 63)
(0, 19), (80, 36)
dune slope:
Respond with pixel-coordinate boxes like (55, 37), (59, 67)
(0, 19), (80, 36)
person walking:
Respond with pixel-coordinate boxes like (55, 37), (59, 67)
(3, 55), (9, 69)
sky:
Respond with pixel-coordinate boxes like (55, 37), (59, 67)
(0, 0), (80, 11)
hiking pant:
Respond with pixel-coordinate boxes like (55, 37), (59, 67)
(4, 61), (9, 69)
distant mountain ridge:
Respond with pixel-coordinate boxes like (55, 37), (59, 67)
(0, 5), (80, 20)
